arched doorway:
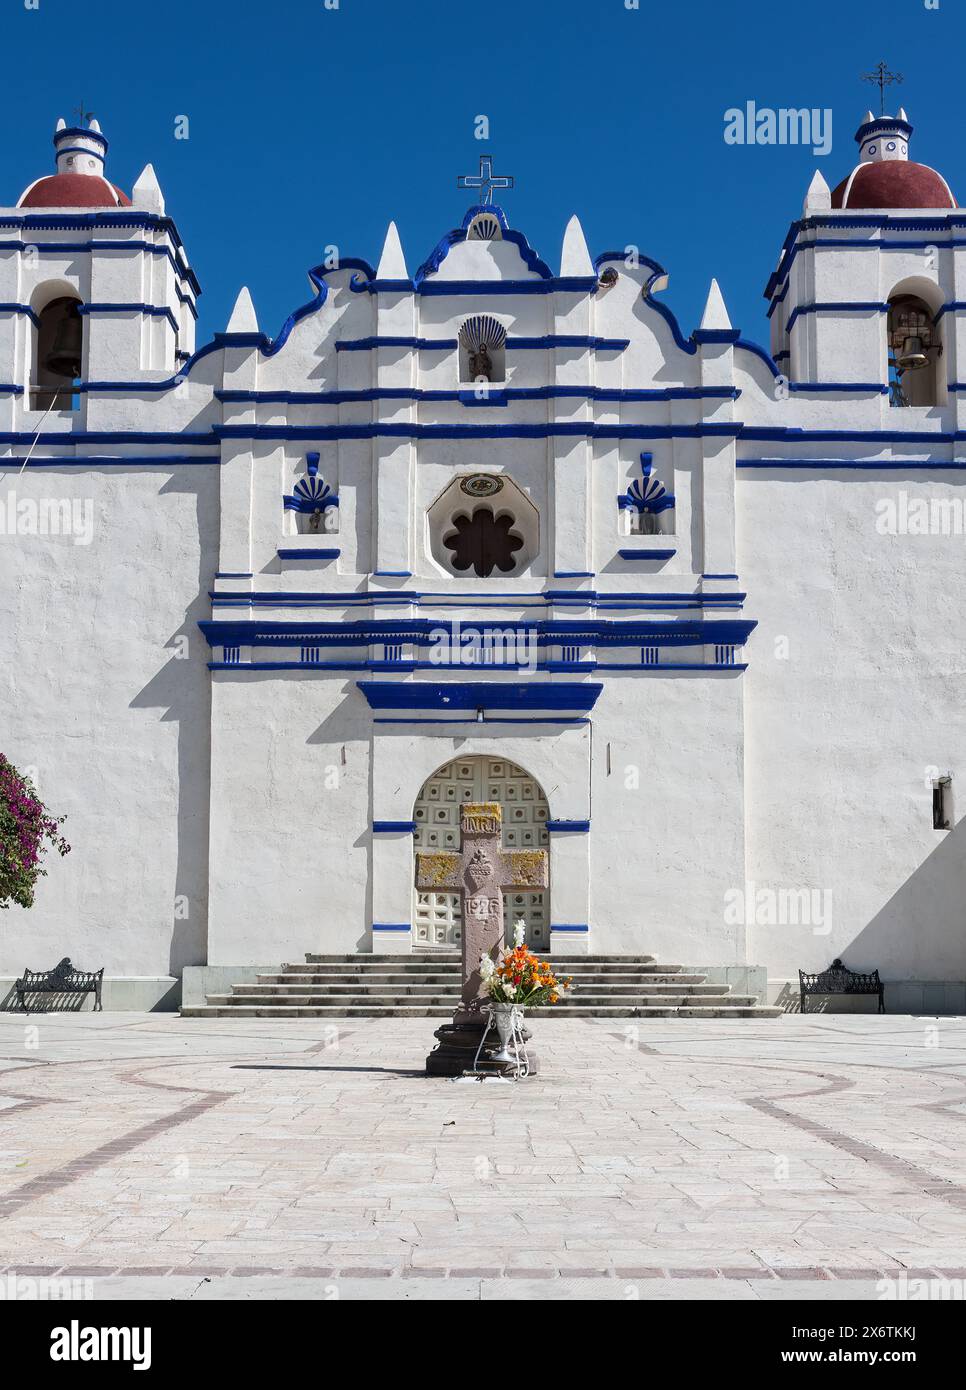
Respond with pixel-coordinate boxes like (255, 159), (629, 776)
(413, 756), (550, 950)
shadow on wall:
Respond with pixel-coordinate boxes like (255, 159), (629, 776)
(306, 689), (380, 955)
(772, 818), (966, 1013)
(842, 814), (966, 982)
(129, 470), (217, 979)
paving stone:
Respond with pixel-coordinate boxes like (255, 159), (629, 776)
(1, 1011), (966, 1297)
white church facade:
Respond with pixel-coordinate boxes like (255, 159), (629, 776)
(2, 109), (966, 1011)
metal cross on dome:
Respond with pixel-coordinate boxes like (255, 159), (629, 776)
(457, 154), (514, 206)
(862, 61), (903, 116)
(73, 101), (96, 125)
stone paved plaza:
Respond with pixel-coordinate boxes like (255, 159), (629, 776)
(2, 1012), (966, 1300)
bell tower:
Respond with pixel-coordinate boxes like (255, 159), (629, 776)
(766, 103), (960, 398)
(0, 114), (199, 428)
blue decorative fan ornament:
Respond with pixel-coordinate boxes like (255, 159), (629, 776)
(618, 452), (675, 514)
(284, 451), (340, 514)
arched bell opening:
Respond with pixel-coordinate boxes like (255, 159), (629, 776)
(31, 294), (84, 411)
(412, 756), (550, 950)
(887, 284), (944, 408)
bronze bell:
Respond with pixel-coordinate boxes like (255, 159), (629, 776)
(44, 308), (83, 379)
(896, 335), (929, 372)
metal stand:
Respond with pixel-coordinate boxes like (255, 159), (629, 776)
(469, 1004), (530, 1079)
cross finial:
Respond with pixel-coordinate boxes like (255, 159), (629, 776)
(73, 100), (96, 126)
(457, 154), (514, 206)
(862, 61), (903, 116)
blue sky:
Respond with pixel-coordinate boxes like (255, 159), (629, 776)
(2, 0), (962, 350)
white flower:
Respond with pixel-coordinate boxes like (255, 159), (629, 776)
(479, 954), (496, 981)
(503, 982), (516, 999)
(513, 919), (526, 947)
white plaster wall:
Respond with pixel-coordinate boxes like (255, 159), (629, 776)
(589, 674), (746, 962)
(0, 464), (216, 978)
(206, 673), (372, 964)
(740, 470), (966, 984)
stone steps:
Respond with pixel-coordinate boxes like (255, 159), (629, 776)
(246, 978), (722, 989)
(180, 1003), (779, 1019)
(208, 990), (759, 1008)
(280, 961), (670, 975)
(180, 952), (780, 1020)
(294, 956), (661, 967)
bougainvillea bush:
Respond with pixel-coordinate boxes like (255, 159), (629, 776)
(0, 754), (70, 910)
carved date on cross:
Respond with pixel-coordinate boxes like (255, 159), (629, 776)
(416, 802), (549, 1008)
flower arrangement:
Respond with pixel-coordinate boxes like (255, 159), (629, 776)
(0, 754), (71, 910)
(479, 920), (573, 1007)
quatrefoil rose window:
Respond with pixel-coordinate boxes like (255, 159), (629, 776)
(428, 473), (538, 578)
(443, 507), (524, 577)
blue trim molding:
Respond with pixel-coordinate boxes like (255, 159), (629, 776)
(198, 617), (755, 648)
(356, 680), (604, 712)
(0, 302), (40, 327)
(786, 301), (889, 334)
(546, 820), (590, 833)
(0, 211), (195, 295)
(214, 422), (743, 443)
(738, 457), (966, 471)
(372, 715), (591, 725)
(414, 203), (555, 285)
(692, 327), (741, 345)
(372, 821), (417, 834)
(550, 924), (590, 933)
(55, 126), (109, 150)
(77, 302), (179, 333)
(372, 923), (411, 932)
(788, 382), (889, 394)
(277, 548), (340, 560)
(764, 214), (966, 303)
(217, 384), (733, 406)
(4, 454), (217, 469)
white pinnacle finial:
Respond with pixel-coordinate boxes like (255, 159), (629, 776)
(132, 163), (165, 214)
(55, 117), (66, 132)
(376, 221), (408, 279)
(226, 286), (259, 333)
(863, 109), (875, 124)
(803, 169), (832, 213)
(560, 214), (594, 276)
(898, 106), (908, 121)
(89, 118), (102, 133)
(699, 278), (731, 331)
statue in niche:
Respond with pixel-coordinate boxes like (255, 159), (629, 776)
(468, 343), (493, 381)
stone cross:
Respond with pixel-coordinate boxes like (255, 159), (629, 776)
(416, 802), (549, 1009)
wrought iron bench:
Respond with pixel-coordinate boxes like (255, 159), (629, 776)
(799, 958), (884, 1014)
(14, 958), (104, 1013)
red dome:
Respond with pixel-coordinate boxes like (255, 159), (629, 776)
(18, 172), (131, 209)
(832, 160), (956, 210)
